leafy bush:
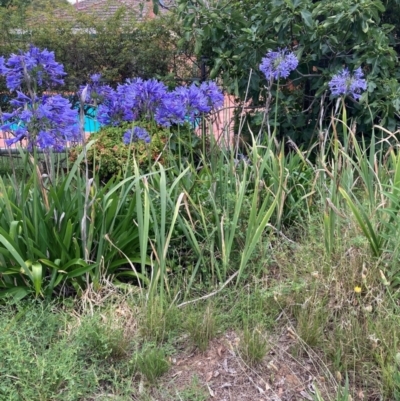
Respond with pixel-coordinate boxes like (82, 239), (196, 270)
(0, 2), (194, 91)
(69, 123), (169, 181)
(69, 123), (204, 181)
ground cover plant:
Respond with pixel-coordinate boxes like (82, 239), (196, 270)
(2, 13), (400, 400)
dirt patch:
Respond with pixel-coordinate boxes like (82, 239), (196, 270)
(156, 328), (334, 401)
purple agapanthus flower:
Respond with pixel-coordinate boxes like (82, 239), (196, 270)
(154, 91), (187, 127)
(181, 84), (210, 121)
(5, 127), (28, 147)
(0, 45), (66, 91)
(155, 84), (211, 126)
(129, 78), (167, 117)
(260, 48), (299, 81)
(328, 67), (367, 100)
(1, 94), (79, 150)
(78, 73), (107, 103)
(200, 81), (224, 110)
(90, 78), (224, 128)
(123, 126), (151, 144)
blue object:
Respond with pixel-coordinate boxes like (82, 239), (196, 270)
(84, 115), (102, 133)
(76, 105), (103, 133)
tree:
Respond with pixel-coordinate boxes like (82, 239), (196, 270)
(177, 0), (400, 143)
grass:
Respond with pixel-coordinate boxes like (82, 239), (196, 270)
(1, 215), (398, 400)
(2, 122), (400, 400)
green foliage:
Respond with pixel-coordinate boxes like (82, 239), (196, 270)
(185, 304), (217, 351)
(134, 346), (170, 383)
(239, 325), (269, 366)
(177, 0), (400, 142)
(69, 123), (170, 181)
(0, 146), (149, 300)
(0, 6), (193, 90)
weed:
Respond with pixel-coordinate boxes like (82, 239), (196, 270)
(239, 325), (269, 366)
(295, 297), (328, 348)
(134, 346), (170, 383)
(186, 304), (217, 351)
(139, 296), (181, 343)
(77, 311), (133, 361)
(177, 375), (208, 401)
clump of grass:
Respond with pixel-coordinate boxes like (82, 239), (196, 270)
(77, 312), (134, 360)
(186, 304), (217, 351)
(139, 296), (181, 343)
(295, 297), (328, 348)
(134, 346), (170, 383)
(239, 325), (269, 366)
(217, 283), (282, 330)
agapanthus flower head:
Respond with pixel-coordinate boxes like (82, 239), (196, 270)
(154, 91), (187, 127)
(260, 48), (299, 81)
(136, 78), (167, 114)
(1, 93), (79, 150)
(185, 84), (211, 121)
(328, 67), (367, 100)
(0, 45), (66, 91)
(78, 74), (111, 104)
(200, 81), (224, 110)
(123, 126), (151, 144)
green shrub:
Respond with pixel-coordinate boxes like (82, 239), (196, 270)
(69, 122), (202, 181)
(0, 4), (193, 90)
(69, 123), (170, 181)
(178, 0), (400, 142)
